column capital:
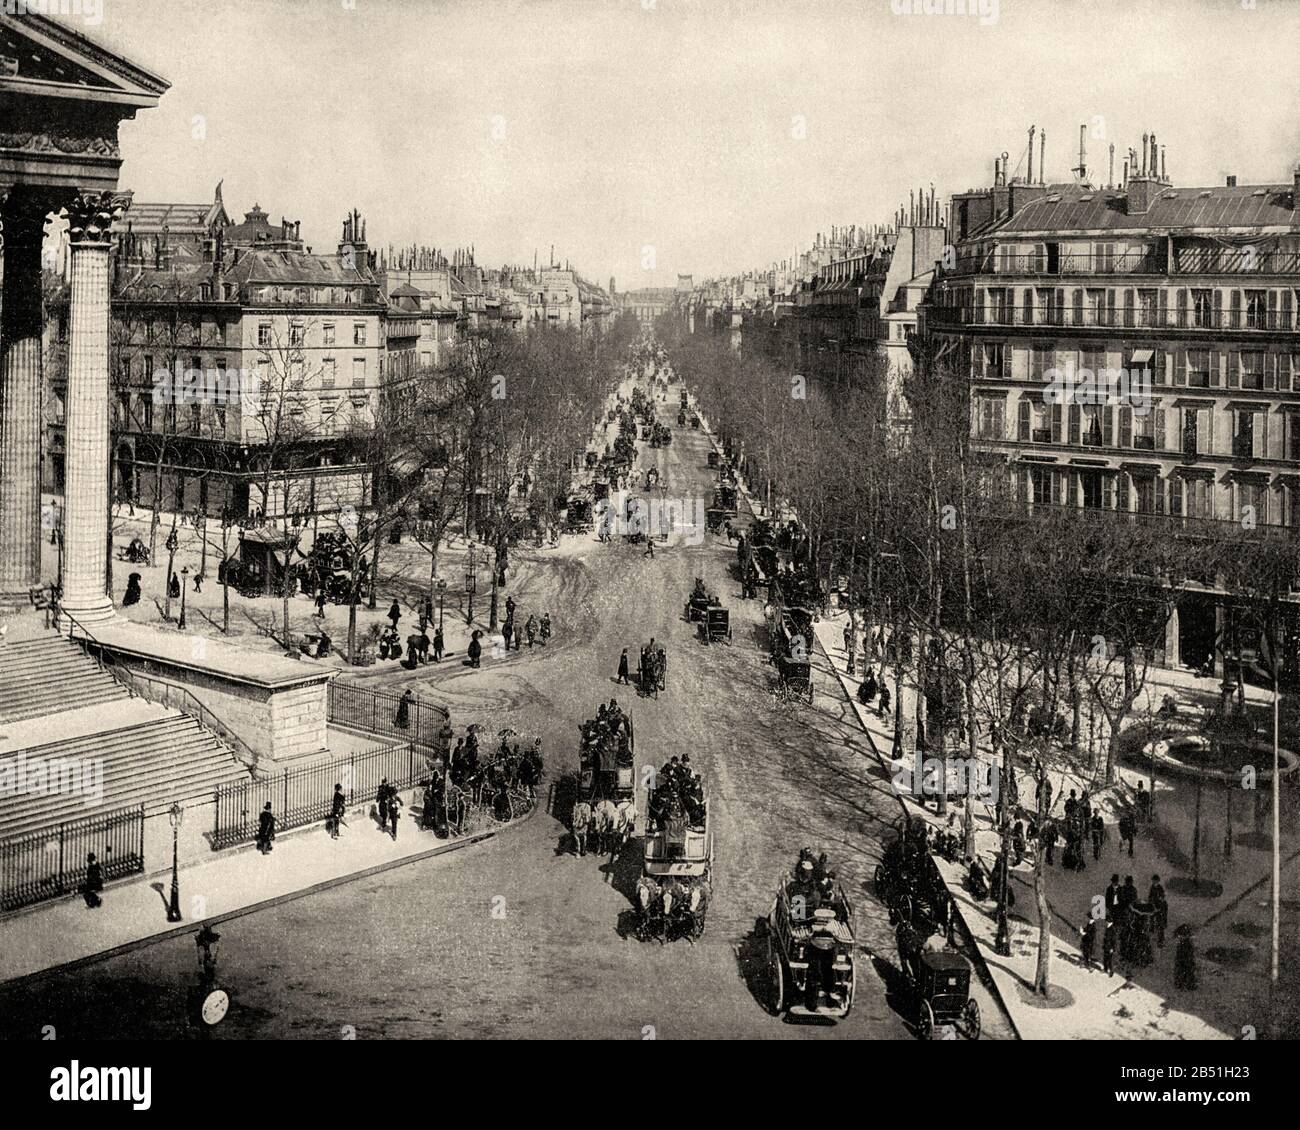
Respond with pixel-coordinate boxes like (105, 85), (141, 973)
(64, 190), (130, 247)
(0, 190), (56, 251)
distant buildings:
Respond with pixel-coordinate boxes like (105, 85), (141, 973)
(42, 189), (615, 522)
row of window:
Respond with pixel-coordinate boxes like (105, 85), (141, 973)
(1008, 464), (1290, 525)
(948, 285), (1300, 332)
(975, 395), (1300, 460)
(975, 342), (1300, 392)
(117, 355), (371, 389)
(955, 238), (1300, 278)
(259, 321), (369, 348)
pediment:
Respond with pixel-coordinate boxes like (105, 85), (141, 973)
(0, 10), (168, 108)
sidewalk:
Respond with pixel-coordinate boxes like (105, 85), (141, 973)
(812, 613), (1285, 1039)
(0, 787), (517, 986)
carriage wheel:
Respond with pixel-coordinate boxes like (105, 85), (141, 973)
(768, 944), (786, 1016)
(804, 682), (814, 705)
(962, 999), (981, 1041)
(918, 1000), (936, 1041)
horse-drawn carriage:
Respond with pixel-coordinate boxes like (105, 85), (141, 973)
(678, 409), (687, 426)
(874, 819), (952, 930)
(299, 531), (367, 605)
(699, 605), (732, 645)
(565, 496), (594, 533)
(769, 606), (816, 704)
(684, 578), (721, 623)
(713, 484), (737, 514)
(118, 535), (151, 565)
(636, 774), (713, 942)
(707, 450), (720, 470)
(689, 413), (700, 429)
(763, 875), (857, 1021)
(900, 947), (981, 1040)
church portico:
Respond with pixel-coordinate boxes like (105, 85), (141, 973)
(0, 8), (167, 611)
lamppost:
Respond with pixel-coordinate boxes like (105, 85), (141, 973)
(166, 801), (184, 922)
(436, 577), (447, 632)
(465, 542), (477, 625)
(179, 566), (189, 630)
(164, 524), (179, 622)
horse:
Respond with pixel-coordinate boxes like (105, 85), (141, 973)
(614, 798), (638, 848)
(592, 798), (618, 855)
(571, 799), (593, 856)
(636, 876), (663, 941)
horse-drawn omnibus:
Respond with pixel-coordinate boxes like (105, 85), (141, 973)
(763, 875), (857, 1021)
(636, 776), (713, 943)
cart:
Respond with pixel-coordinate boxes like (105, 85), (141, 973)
(700, 605), (732, 645)
(905, 949), (980, 1040)
(707, 451), (720, 469)
(637, 786), (713, 943)
(764, 877), (856, 1021)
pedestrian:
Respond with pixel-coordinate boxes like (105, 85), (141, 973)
(123, 572), (142, 607)
(329, 783), (346, 838)
(1119, 809), (1136, 857)
(526, 615), (538, 647)
(168, 572), (181, 600)
(540, 612), (551, 644)
(1135, 779), (1151, 824)
(468, 631), (482, 668)
(1040, 819), (1057, 866)
(1090, 812), (1106, 860)
(878, 681), (890, 719)
(1080, 917), (1097, 971)
(82, 851), (104, 908)
(395, 689), (414, 729)
(502, 614), (514, 649)
(388, 790), (403, 840)
(433, 626), (444, 661)
(193, 572), (203, 593)
(422, 594), (433, 628)
(1149, 874), (1168, 948)
(618, 648), (630, 684)
(1102, 917), (1117, 977)
(513, 622), (524, 652)
(505, 596), (516, 622)
(315, 588), (327, 618)
(388, 599), (401, 629)
(416, 630), (430, 664)
(644, 537), (654, 558)
(1105, 873), (1120, 918)
(377, 778), (391, 828)
(842, 621), (853, 654)
(256, 802), (276, 854)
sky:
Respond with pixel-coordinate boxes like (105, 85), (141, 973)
(56, 0), (1300, 288)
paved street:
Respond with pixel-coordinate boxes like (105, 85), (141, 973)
(0, 404), (1010, 1040)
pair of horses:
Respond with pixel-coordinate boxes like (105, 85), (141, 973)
(570, 796), (637, 857)
(636, 876), (710, 943)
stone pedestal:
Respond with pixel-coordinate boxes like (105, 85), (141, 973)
(59, 193), (123, 626)
(0, 196), (48, 603)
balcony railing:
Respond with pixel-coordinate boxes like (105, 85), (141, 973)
(944, 246), (1300, 279)
(930, 304), (1300, 333)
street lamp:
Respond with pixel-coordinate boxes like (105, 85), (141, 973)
(179, 566), (189, 630)
(166, 801), (184, 922)
(164, 524), (179, 622)
(436, 577), (447, 632)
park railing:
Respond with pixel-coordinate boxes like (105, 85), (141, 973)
(326, 681), (448, 748)
(211, 739), (425, 850)
(0, 804), (145, 913)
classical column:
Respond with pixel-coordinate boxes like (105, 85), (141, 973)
(59, 191), (124, 625)
(0, 194), (49, 603)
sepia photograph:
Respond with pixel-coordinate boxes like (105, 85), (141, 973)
(0, 0), (1296, 1089)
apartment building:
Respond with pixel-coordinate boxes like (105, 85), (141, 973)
(926, 142), (1300, 670)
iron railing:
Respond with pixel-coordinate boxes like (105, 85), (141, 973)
(212, 739), (421, 850)
(0, 804), (145, 913)
(52, 603), (259, 770)
(327, 681), (448, 747)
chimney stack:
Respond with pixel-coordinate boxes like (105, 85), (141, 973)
(1039, 128), (1046, 184)
(1141, 134), (1148, 177)
(1028, 125), (1036, 184)
(1075, 124), (1087, 182)
(1108, 143), (1115, 189)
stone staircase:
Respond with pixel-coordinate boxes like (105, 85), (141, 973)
(0, 634), (252, 842)
(0, 635), (126, 722)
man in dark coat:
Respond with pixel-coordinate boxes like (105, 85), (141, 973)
(433, 627), (444, 661)
(256, 802), (276, 854)
(618, 648), (630, 684)
(468, 632), (482, 668)
(83, 852), (104, 908)
(329, 783), (346, 839)
(1105, 874), (1121, 919)
(1174, 931), (1197, 989)
(395, 690), (414, 728)
(388, 790), (402, 840)
(1148, 874), (1168, 948)
(1119, 809), (1137, 857)
(1090, 813), (1106, 860)
(377, 778), (391, 827)
(388, 599), (402, 628)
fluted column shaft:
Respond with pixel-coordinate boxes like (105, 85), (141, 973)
(61, 193), (123, 624)
(0, 197), (47, 601)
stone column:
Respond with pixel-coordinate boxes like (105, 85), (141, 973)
(0, 194), (49, 603)
(59, 192), (124, 626)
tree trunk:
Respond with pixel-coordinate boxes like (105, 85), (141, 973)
(348, 596), (358, 665)
(1033, 773), (1053, 994)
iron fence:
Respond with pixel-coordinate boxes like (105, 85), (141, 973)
(212, 740), (427, 850)
(327, 681), (448, 747)
(0, 805), (145, 913)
